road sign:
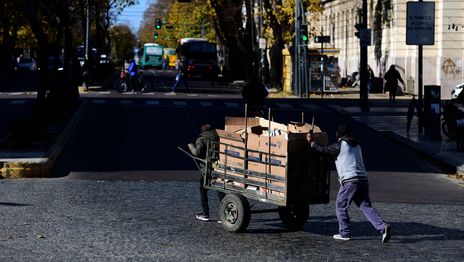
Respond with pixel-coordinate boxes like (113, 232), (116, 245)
(314, 36), (330, 44)
(360, 29), (371, 46)
(406, 1), (435, 45)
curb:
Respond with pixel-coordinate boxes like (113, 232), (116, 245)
(331, 105), (463, 178)
(0, 100), (88, 178)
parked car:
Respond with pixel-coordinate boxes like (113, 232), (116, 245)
(451, 83), (464, 99)
(15, 58), (37, 71)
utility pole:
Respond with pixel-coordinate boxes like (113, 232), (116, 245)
(85, 0), (90, 62)
(359, 0), (369, 112)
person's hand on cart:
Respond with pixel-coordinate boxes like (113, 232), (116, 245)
(306, 132), (314, 146)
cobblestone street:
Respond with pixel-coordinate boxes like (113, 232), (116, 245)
(0, 178), (463, 261)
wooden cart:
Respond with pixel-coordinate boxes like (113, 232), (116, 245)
(180, 136), (330, 232)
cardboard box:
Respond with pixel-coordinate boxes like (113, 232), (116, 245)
(259, 135), (307, 155)
(288, 122), (321, 133)
(247, 161), (286, 177)
(258, 118), (288, 132)
(261, 153), (287, 166)
(217, 129), (245, 155)
(218, 153), (245, 169)
(224, 117), (260, 132)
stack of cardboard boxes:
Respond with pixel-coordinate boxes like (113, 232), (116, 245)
(211, 117), (329, 198)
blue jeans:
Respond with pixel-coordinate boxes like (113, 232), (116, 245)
(336, 180), (386, 237)
(171, 73), (189, 92)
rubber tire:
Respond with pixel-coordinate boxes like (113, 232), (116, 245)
(219, 194), (251, 233)
(117, 81), (128, 93)
(278, 203), (309, 230)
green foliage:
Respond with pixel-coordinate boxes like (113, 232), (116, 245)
(139, 0), (216, 48)
(110, 24), (137, 64)
(264, 0), (322, 46)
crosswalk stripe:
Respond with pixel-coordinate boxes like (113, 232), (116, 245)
(225, 102), (240, 108)
(200, 102), (213, 107)
(207, 94), (220, 97)
(302, 104), (320, 110)
(146, 100), (159, 105)
(97, 91), (111, 95)
(173, 101), (187, 106)
(7, 92), (24, 95)
(276, 103), (294, 109)
(187, 93), (199, 97)
(92, 99), (106, 104)
(9, 100), (26, 105)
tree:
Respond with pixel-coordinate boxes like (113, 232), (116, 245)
(110, 24), (137, 64)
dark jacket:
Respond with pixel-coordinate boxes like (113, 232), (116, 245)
(384, 67), (404, 91)
(188, 129), (219, 161)
(310, 135), (358, 157)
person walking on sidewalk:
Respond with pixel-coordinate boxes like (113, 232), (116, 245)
(407, 95), (417, 133)
(307, 124), (391, 243)
(188, 124), (225, 221)
(384, 65), (404, 103)
(169, 56), (190, 94)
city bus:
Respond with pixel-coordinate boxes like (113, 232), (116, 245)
(177, 38), (218, 78)
(141, 43), (163, 69)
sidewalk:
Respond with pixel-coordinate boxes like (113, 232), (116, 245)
(327, 91), (464, 180)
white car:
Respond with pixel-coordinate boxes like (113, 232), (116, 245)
(451, 83), (464, 99)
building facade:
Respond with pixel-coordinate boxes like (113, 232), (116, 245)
(309, 0), (464, 98)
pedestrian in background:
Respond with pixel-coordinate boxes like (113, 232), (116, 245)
(367, 65), (375, 93)
(128, 58), (138, 93)
(188, 124), (225, 221)
(169, 56), (190, 94)
(384, 65), (404, 103)
(407, 95), (417, 133)
(307, 124), (391, 243)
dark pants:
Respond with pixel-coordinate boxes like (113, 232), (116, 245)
(129, 75), (137, 92)
(336, 180), (386, 237)
(172, 73), (189, 92)
(200, 174), (225, 216)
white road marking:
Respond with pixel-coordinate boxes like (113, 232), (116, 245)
(200, 102), (213, 107)
(146, 100), (159, 105)
(276, 103), (294, 109)
(7, 92), (24, 95)
(173, 101), (187, 106)
(9, 100), (26, 105)
(302, 104), (320, 110)
(225, 102), (240, 108)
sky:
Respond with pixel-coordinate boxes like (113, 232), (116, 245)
(117, 0), (153, 33)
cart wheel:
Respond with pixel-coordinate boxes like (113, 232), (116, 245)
(219, 194), (251, 232)
(278, 203), (309, 230)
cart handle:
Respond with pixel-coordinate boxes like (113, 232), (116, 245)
(177, 146), (207, 163)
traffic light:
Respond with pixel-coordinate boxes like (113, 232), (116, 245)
(300, 25), (309, 44)
(155, 19), (162, 29)
(354, 23), (362, 38)
(154, 32), (159, 39)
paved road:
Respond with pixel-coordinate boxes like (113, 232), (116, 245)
(1, 72), (463, 260)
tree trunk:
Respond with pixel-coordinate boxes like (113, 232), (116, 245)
(23, 0), (48, 104)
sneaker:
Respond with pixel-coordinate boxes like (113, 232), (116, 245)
(382, 224), (391, 243)
(333, 234), (351, 241)
(195, 213), (210, 222)
(217, 220), (222, 224)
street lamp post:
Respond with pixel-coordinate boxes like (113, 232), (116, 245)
(359, 0), (369, 112)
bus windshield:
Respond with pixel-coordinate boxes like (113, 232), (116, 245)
(145, 46), (162, 55)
